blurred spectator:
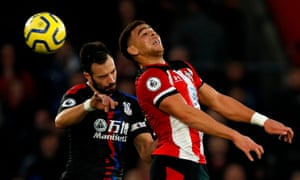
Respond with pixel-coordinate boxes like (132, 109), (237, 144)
(222, 162), (248, 180)
(0, 42), (37, 110)
(144, 0), (183, 52)
(118, 77), (136, 95)
(169, 0), (226, 71)
(68, 70), (85, 87)
(270, 66), (300, 179)
(118, 0), (137, 28)
(205, 109), (229, 180)
(53, 40), (81, 78)
(209, 0), (247, 61)
(271, 66), (300, 145)
(0, 2), (298, 180)
(290, 169), (300, 180)
(12, 107), (64, 180)
(0, 42), (37, 179)
(124, 158), (151, 180)
(115, 51), (139, 78)
(32, 108), (63, 135)
(167, 45), (190, 62)
(206, 136), (231, 180)
(35, 40), (81, 114)
(217, 60), (259, 109)
(16, 131), (64, 180)
(111, 0), (143, 54)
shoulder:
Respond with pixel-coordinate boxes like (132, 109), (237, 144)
(167, 60), (198, 74)
(65, 83), (89, 95)
(137, 65), (169, 79)
(115, 91), (140, 106)
(168, 60), (191, 69)
(118, 91), (137, 100)
(116, 91), (143, 113)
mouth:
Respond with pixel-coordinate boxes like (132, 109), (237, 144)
(106, 84), (117, 91)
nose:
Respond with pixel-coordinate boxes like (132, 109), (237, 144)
(107, 73), (115, 83)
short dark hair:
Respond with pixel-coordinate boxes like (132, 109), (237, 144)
(80, 41), (112, 73)
(118, 20), (146, 61)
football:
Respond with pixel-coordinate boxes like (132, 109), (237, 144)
(24, 12), (66, 54)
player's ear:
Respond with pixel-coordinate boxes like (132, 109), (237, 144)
(127, 45), (138, 56)
(83, 72), (91, 81)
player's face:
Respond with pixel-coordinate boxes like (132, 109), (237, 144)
(90, 55), (117, 95)
(128, 24), (164, 57)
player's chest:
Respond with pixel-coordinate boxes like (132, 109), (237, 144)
(84, 104), (134, 132)
(169, 69), (196, 94)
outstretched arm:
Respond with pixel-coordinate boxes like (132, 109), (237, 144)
(198, 83), (294, 144)
(55, 83), (118, 129)
(158, 93), (264, 161)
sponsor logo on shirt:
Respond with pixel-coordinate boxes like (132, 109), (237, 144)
(93, 119), (129, 142)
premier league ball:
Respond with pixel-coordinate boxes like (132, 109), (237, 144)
(24, 12), (67, 54)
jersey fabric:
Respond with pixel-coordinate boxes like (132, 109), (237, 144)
(135, 60), (206, 164)
(150, 155), (209, 180)
(57, 83), (151, 180)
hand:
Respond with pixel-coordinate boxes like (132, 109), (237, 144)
(233, 134), (264, 161)
(264, 119), (294, 144)
(91, 92), (118, 112)
(88, 81), (118, 112)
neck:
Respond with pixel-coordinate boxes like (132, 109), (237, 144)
(138, 56), (166, 67)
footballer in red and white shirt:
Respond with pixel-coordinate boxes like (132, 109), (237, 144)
(136, 60), (207, 164)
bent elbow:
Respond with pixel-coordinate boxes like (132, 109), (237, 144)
(55, 119), (65, 129)
(55, 122), (64, 129)
(54, 115), (67, 129)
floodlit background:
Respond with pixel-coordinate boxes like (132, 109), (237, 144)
(0, 0), (299, 179)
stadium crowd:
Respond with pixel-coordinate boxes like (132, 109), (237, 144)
(0, 0), (299, 179)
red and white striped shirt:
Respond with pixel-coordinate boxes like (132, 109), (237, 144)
(135, 60), (206, 164)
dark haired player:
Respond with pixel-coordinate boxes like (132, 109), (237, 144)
(118, 20), (294, 180)
(55, 41), (155, 180)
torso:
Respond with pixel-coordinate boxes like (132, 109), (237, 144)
(135, 60), (207, 164)
(57, 83), (150, 179)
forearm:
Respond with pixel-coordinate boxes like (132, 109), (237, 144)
(134, 133), (156, 163)
(160, 94), (243, 141)
(55, 103), (89, 128)
(181, 107), (242, 141)
(211, 94), (256, 123)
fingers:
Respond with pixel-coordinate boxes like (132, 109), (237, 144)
(278, 135), (287, 143)
(101, 95), (115, 112)
(87, 82), (118, 112)
(254, 145), (264, 159)
(237, 136), (264, 162)
(88, 81), (115, 105)
(245, 145), (264, 162)
(94, 93), (118, 112)
(245, 152), (254, 162)
(265, 119), (294, 144)
(286, 128), (294, 143)
(278, 127), (294, 144)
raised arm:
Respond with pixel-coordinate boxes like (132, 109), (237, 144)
(198, 83), (294, 144)
(158, 93), (264, 161)
(55, 91), (118, 128)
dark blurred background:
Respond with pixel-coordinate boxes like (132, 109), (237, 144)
(1, 0), (300, 179)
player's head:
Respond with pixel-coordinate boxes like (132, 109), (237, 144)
(118, 20), (164, 62)
(80, 41), (117, 95)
